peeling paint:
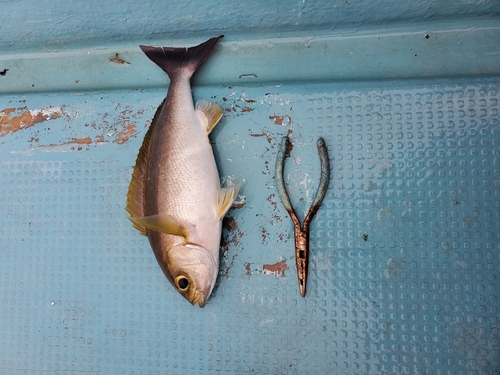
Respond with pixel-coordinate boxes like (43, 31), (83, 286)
(269, 115), (292, 126)
(232, 195), (246, 209)
(113, 124), (137, 144)
(262, 260), (289, 277)
(0, 105), (66, 136)
(28, 136), (105, 152)
(0, 69), (8, 76)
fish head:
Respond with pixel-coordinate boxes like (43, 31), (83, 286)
(166, 243), (218, 307)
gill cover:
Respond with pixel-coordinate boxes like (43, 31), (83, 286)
(166, 243), (218, 307)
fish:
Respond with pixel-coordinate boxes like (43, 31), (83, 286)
(125, 35), (240, 307)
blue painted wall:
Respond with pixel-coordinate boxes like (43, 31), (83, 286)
(0, 1), (499, 375)
(1, 0), (499, 52)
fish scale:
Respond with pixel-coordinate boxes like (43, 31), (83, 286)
(126, 36), (240, 307)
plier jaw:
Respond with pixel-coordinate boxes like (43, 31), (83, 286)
(275, 136), (330, 297)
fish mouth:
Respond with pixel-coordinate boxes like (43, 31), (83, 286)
(191, 291), (207, 308)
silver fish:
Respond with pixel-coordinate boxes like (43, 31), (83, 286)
(126, 35), (239, 307)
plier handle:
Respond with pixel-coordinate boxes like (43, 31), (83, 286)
(275, 137), (330, 297)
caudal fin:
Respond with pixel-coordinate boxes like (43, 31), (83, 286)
(140, 35), (223, 79)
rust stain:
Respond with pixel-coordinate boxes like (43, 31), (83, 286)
(285, 138), (294, 157)
(261, 227), (269, 244)
(219, 215), (245, 277)
(263, 260), (289, 277)
(113, 124), (137, 144)
(36, 136), (98, 151)
(269, 115), (292, 126)
(0, 105), (66, 136)
(109, 53), (130, 65)
(244, 99), (256, 103)
(267, 193), (277, 211)
(71, 137), (93, 145)
(245, 263), (252, 276)
(250, 132), (267, 137)
(222, 216), (237, 233)
(95, 135), (106, 143)
(241, 107), (253, 112)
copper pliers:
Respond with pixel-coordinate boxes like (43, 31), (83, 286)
(275, 136), (330, 297)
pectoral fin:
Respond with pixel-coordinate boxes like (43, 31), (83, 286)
(129, 214), (191, 239)
(217, 183), (241, 219)
(195, 100), (223, 133)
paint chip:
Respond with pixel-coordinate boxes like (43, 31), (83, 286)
(262, 260), (289, 277)
(113, 125), (137, 144)
(0, 105), (66, 136)
(269, 115), (292, 126)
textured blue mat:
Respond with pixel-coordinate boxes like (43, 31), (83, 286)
(0, 77), (499, 374)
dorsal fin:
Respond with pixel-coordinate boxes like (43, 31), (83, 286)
(195, 100), (223, 133)
(125, 100), (164, 235)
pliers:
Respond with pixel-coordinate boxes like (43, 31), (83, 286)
(275, 136), (330, 297)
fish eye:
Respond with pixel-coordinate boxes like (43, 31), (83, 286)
(176, 276), (189, 291)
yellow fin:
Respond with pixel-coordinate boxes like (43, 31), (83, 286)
(217, 183), (241, 219)
(125, 100), (163, 235)
(128, 214), (190, 239)
(195, 100), (223, 133)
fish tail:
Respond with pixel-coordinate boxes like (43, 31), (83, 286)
(140, 35), (223, 79)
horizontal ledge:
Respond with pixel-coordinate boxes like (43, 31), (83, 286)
(0, 18), (499, 94)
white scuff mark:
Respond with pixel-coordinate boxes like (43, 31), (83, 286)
(30, 106), (64, 118)
(10, 148), (35, 156)
(298, 173), (313, 202)
(262, 269), (276, 276)
(260, 318), (275, 325)
(233, 195), (246, 207)
(262, 268), (284, 277)
(220, 175), (238, 187)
